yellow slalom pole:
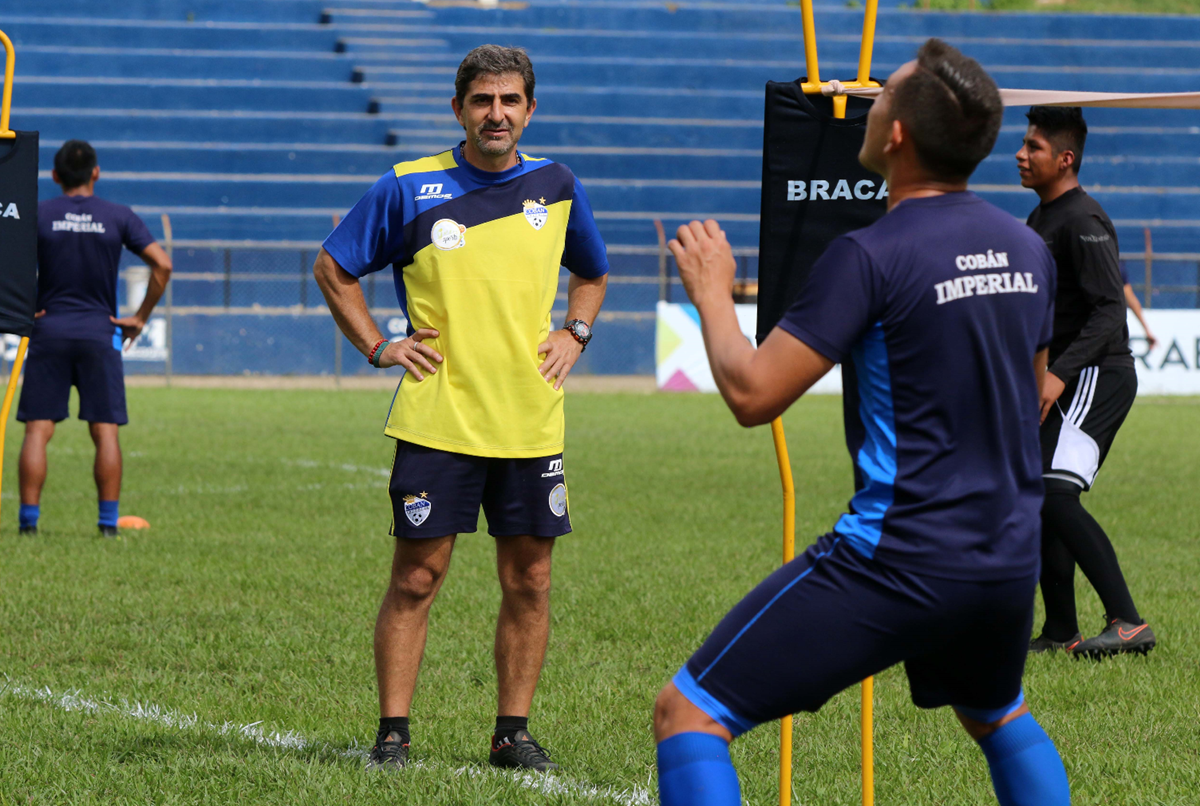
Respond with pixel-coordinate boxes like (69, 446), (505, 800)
(800, 0), (821, 92)
(0, 337), (29, 528)
(856, 0), (880, 86)
(0, 28), (15, 139)
(771, 417), (796, 806)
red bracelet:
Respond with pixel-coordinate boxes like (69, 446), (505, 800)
(367, 338), (387, 365)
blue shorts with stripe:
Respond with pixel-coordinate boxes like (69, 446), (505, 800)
(674, 533), (1037, 737)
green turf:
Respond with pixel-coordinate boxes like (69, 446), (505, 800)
(1, 388), (1198, 804)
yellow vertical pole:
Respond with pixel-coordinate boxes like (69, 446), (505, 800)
(856, 0), (880, 86)
(0, 29), (15, 140)
(800, 0), (821, 89)
(771, 417), (796, 806)
(0, 337), (29, 528)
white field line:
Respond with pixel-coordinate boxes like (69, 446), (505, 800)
(0, 680), (654, 806)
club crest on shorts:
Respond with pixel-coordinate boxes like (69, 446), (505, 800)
(403, 493), (431, 526)
(431, 218), (466, 250)
(523, 199), (548, 231)
(548, 484), (567, 517)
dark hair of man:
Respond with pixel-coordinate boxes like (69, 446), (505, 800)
(1025, 106), (1087, 175)
(454, 45), (535, 107)
(891, 39), (1003, 183)
(54, 140), (98, 190)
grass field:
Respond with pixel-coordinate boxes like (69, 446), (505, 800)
(1, 387), (1198, 805)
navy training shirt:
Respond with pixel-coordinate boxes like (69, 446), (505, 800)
(34, 195), (156, 343)
(779, 192), (1056, 581)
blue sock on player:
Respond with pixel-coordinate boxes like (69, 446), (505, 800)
(19, 503), (39, 529)
(656, 732), (741, 806)
(977, 712), (1070, 806)
(98, 500), (119, 529)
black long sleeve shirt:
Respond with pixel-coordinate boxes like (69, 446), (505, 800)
(1026, 187), (1133, 382)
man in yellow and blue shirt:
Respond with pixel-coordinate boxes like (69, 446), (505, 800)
(315, 45), (608, 774)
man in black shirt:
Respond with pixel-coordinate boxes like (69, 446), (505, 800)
(1017, 106), (1153, 657)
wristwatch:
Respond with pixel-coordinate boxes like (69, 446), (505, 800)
(563, 319), (592, 350)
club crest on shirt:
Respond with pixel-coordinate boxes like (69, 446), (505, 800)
(523, 199), (548, 231)
(403, 493), (431, 526)
(548, 484), (567, 517)
(431, 218), (466, 250)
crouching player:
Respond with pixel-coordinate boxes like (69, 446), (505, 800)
(654, 41), (1071, 806)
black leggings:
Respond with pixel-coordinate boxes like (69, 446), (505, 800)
(1039, 478), (1140, 640)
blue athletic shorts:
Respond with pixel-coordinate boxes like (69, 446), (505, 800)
(674, 532), (1037, 737)
(388, 439), (571, 539)
(16, 337), (128, 425)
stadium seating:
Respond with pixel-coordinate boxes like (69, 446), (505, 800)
(2, 0), (1198, 373)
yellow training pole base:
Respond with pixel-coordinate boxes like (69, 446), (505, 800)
(862, 676), (874, 806)
(0, 336), (30, 529)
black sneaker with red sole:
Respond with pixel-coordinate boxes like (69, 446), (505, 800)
(489, 729), (558, 772)
(366, 729), (409, 771)
(1072, 617), (1156, 659)
(1029, 632), (1083, 653)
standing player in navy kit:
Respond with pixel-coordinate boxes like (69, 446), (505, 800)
(653, 41), (1070, 806)
(1017, 107), (1154, 657)
(16, 141), (172, 537)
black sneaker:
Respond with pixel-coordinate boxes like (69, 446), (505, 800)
(99, 525), (118, 538)
(1030, 632), (1083, 653)
(1072, 617), (1156, 659)
(18, 525), (37, 536)
(366, 729), (409, 771)
(489, 729), (559, 772)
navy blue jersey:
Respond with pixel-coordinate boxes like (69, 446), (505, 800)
(779, 192), (1056, 580)
(34, 195), (155, 343)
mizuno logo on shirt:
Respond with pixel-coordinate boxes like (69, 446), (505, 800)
(415, 183), (453, 201)
(51, 212), (105, 232)
(0, 202), (21, 219)
(786, 179), (888, 202)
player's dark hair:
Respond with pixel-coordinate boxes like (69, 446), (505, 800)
(455, 45), (535, 107)
(54, 140), (98, 190)
(1026, 106), (1087, 175)
(892, 39), (1003, 182)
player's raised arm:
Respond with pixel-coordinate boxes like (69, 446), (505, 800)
(670, 220), (833, 426)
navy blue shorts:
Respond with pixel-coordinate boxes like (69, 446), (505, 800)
(674, 533), (1036, 737)
(16, 337), (128, 425)
(388, 440), (571, 539)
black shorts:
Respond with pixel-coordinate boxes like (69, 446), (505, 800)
(16, 337), (128, 425)
(1040, 364), (1136, 490)
(674, 533), (1036, 737)
(388, 439), (571, 539)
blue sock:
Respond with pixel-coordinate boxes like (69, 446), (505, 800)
(19, 503), (39, 529)
(657, 732), (741, 806)
(98, 500), (119, 528)
(977, 713), (1070, 806)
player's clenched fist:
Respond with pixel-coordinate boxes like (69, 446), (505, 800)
(668, 219), (736, 309)
(380, 327), (444, 380)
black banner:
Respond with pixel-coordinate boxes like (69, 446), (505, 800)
(757, 82), (886, 344)
(0, 131), (38, 337)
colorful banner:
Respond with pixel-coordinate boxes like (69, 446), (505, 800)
(655, 301), (842, 394)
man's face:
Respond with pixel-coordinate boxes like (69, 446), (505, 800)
(452, 72), (535, 159)
(1016, 126), (1068, 189)
(859, 61), (916, 176)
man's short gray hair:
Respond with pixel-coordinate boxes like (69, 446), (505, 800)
(455, 45), (535, 106)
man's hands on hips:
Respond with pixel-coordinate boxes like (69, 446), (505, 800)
(538, 330), (583, 391)
(668, 220), (737, 309)
(110, 315), (146, 350)
(380, 327), (443, 380)
(1040, 371), (1066, 424)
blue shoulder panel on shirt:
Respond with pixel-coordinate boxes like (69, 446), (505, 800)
(834, 321), (896, 557)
